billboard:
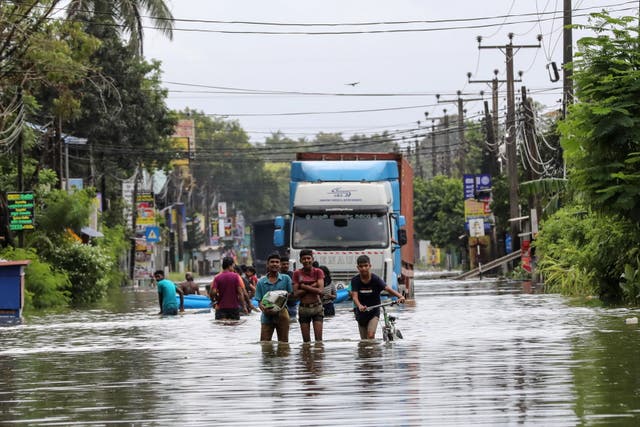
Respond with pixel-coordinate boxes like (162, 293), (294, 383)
(171, 119), (196, 166)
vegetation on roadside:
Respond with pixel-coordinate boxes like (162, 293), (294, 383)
(535, 13), (640, 304)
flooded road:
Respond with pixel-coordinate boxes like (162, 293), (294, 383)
(1, 276), (639, 426)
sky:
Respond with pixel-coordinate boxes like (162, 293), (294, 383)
(143, 0), (635, 145)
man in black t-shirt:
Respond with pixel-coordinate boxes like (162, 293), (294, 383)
(350, 255), (405, 339)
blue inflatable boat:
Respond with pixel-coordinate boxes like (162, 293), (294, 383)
(177, 294), (212, 309)
(335, 288), (351, 303)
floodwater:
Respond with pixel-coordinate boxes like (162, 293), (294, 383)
(1, 276), (639, 426)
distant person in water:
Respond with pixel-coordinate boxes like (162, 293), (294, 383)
(179, 272), (200, 295)
(280, 254), (298, 321)
(314, 261), (336, 317)
(154, 270), (184, 315)
(210, 257), (245, 320)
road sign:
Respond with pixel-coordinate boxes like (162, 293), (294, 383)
(7, 192), (35, 231)
(144, 226), (160, 243)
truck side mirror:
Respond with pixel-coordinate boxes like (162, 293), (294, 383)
(274, 229), (284, 247)
(398, 229), (407, 246)
(273, 216), (285, 247)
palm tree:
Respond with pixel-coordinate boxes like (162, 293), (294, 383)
(66, 0), (174, 54)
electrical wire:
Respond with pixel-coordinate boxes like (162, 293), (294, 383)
(27, 2), (638, 36)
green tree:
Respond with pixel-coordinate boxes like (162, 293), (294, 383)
(414, 176), (465, 248)
(181, 111), (284, 224)
(66, 0), (174, 55)
(559, 13), (640, 221)
(70, 34), (176, 182)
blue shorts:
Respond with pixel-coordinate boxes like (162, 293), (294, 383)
(261, 308), (290, 325)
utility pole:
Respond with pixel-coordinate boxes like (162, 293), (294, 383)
(16, 89), (24, 193)
(16, 89), (24, 248)
(414, 120), (424, 179)
(424, 111), (456, 177)
(478, 33), (541, 253)
(431, 121), (437, 177)
(483, 100), (499, 178)
(521, 86), (542, 217)
(414, 139), (423, 179)
(563, 0), (573, 117)
(467, 68), (522, 139)
(443, 109), (451, 176)
(424, 112), (439, 177)
(437, 91), (484, 177)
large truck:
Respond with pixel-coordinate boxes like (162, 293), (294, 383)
(250, 217), (290, 275)
(274, 152), (415, 298)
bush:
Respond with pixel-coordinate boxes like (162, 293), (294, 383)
(535, 205), (640, 301)
(0, 247), (70, 310)
(97, 225), (131, 288)
(48, 242), (114, 306)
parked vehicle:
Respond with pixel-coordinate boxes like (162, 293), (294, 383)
(250, 217), (289, 275)
(274, 152), (414, 298)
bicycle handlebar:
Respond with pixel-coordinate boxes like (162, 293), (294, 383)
(365, 299), (400, 311)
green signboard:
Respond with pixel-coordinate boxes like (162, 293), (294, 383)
(7, 192), (35, 231)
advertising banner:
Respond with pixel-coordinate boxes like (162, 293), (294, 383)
(7, 192), (35, 231)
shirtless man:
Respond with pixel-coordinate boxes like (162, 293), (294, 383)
(293, 249), (325, 342)
(179, 272), (200, 295)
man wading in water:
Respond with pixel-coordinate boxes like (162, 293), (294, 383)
(350, 255), (404, 339)
(293, 249), (325, 342)
(255, 252), (293, 342)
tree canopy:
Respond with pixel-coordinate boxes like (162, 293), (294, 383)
(559, 13), (640, 221)
(413, 175), (464, 248)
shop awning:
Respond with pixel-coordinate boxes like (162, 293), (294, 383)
(80, 227), (104, 238)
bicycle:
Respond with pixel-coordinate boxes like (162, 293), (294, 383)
(366, 299), (403, 341)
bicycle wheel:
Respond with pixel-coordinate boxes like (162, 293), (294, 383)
(382, 326), (393, 342)
(395, 328), (403, 339)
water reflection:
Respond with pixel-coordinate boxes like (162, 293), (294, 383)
(356, 340), (384, 387)
(261, 341), (291, 359)
(299, 342), (325, 397)
(0, 279), (638, 425)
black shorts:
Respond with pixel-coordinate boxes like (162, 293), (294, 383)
(215, 308), (240, 320)
(354, 307), (379, 327)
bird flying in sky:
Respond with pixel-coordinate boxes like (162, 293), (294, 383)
(345, 82), (360, 87)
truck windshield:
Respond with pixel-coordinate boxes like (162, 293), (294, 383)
(292, 213), (389, 249)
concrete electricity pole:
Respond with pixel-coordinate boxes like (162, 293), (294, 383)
(424, 111), (449, 178)
(467, 68), (522, 139)
(563, 0), (573, 117)
(436, 91), (484, 177)
(478, 33), (541, 252)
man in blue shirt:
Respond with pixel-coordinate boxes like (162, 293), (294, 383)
(255, 252), (293, 342)
(154, 270), (184, 315)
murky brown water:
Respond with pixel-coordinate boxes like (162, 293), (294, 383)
(1, 276), (639, 426)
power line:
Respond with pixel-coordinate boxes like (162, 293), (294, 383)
(29, 2), (637, 35)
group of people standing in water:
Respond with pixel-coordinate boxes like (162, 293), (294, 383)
(154, 250), (404, 341)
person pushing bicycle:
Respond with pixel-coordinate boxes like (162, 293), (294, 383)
(350, 255), (405, 339)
